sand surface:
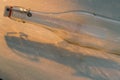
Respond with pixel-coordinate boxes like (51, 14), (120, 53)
(0, 0), (120, 80)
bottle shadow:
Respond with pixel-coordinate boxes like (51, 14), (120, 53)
(4, 34), (120, 80)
